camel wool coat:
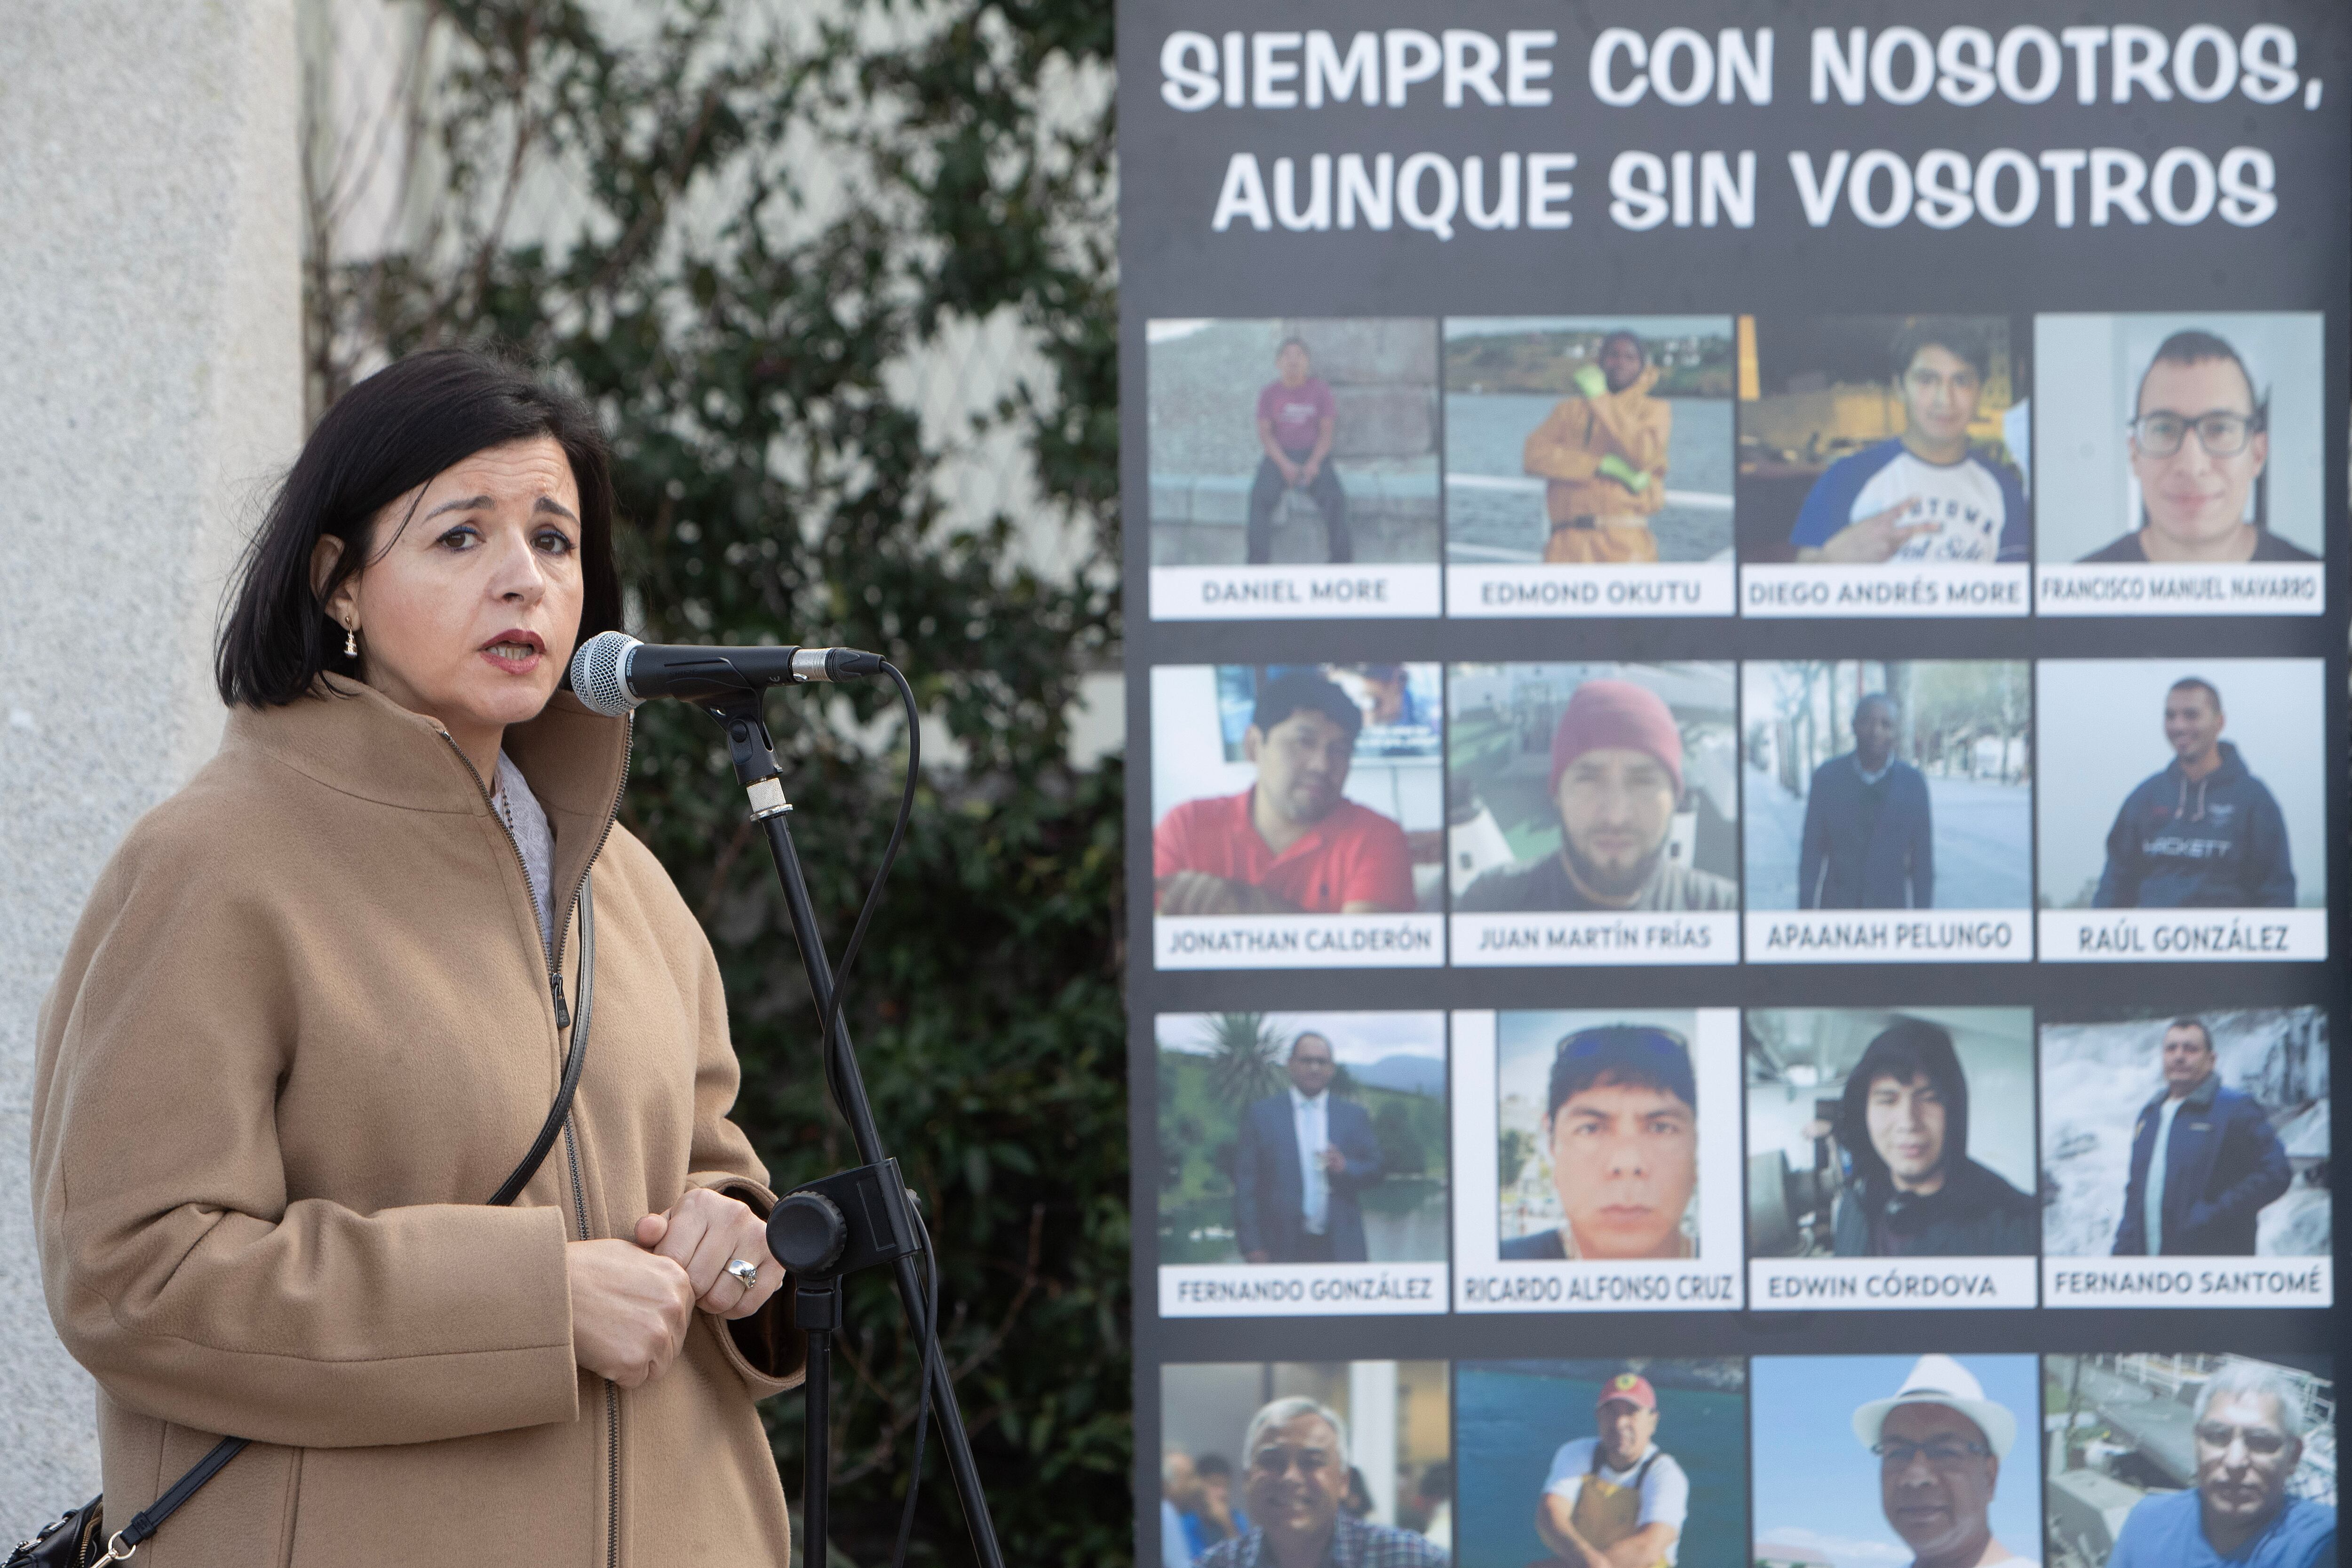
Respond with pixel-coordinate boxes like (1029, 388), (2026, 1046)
(32, 677), (803, 1567)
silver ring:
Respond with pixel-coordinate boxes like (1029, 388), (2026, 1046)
(724, 1258), (761, 1290)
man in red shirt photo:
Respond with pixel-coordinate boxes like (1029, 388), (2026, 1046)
(1247, 338), (1351, 565)
(1155, 671), (1414, 916)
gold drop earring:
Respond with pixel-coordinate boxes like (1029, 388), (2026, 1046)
(343, 620), (358, 658)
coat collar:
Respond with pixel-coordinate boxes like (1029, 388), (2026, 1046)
(2144, 1071), (2221, 1119)
(224, 676), (632, 915)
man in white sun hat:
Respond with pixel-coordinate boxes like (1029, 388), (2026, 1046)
(1853, 1355), (2038, 1568)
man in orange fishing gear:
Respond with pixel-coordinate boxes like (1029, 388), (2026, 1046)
(1533, 1372), (1689, 1568)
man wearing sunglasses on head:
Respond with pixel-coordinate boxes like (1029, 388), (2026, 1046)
(1192, 1397), (1449, 1568)
(2081, 330), (2315, 564)
(2105, 1362), (2334, 1568)
(1853, 1355), (2037, 1568)
(1503, 1027), (1699, 1262)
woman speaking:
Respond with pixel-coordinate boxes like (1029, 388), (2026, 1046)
(30, 349), (802, 1564)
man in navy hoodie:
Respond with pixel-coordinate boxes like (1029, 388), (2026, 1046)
(1798, 692), (1934, 909)
(2094, 678), (2295, 908)
(2112, 1017), (2291, 1257)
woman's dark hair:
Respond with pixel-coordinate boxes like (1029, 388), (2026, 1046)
(1837, 1018), (1969, 1192)
(215, 347), (623, 707)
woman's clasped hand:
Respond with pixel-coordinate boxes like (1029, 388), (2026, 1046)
(565, 1188), (783, 1388)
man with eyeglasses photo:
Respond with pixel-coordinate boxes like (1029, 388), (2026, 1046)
(1853, 1355), (2038, 1568)
(2104, 1362), (2334, 1568)
(1502, 1026), (1700, 1262)
(2081, 330), (2314, 565)
(1192, 1396), (1450, 1568)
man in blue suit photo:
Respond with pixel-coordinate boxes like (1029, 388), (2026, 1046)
(1234, 1032), (1384, 1264)
(2113, 1017), (2292, 1257)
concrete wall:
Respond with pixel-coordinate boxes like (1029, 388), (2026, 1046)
(0, 0), (302, 1534)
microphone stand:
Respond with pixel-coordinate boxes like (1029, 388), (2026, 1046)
(696, 688), (1008, 1568)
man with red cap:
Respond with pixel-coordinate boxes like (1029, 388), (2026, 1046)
(1458, 680), (1736, 913)
(1535, 1371), (1688, 1568)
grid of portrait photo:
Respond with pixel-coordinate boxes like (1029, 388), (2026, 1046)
(1156, 1355), (2337, 1568)
(1150, 1000), (2331, 1317)
(1146, 661), (2329, 970)
(1136, 308), (2337, 1568)
(1144, 312), (2328, 621)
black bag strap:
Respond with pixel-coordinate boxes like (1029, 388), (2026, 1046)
(112, 875), (597, 1556)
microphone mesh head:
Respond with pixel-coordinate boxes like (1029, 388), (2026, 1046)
(569, 631), (642, 716)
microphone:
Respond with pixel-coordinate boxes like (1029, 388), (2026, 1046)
(568, 630), (884, 716)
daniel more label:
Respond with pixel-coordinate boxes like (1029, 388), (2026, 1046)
(1149, 564), (1441, 620)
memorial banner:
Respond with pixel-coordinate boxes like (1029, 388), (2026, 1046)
(1121, 8), (2346, 1567)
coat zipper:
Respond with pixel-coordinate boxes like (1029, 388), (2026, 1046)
(437, 722), (634, 1568)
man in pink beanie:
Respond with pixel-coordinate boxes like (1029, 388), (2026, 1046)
(1458, 678), (1737, 912)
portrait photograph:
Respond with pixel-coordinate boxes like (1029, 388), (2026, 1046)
(2036, 661), (2325, 914)
(2044, 1354), (2335, 1568)
(2035, 313), (2324, 566)
(1751, 1354), (2041, 1568)
(1157, 1011), (1447, 1268)
(1455, 1359), (1747, 1568)
(1743, 661), (2031, 912)
(1746, 1009), (2038, 1262)
(2041, 1008), (2329, 1263)
(1151, 662), (1446, 968)
(1159, 1361), (1453, 1568)
(1443, 316), (1734, 566)
(1449, 663), (1738, 915)
(1735, 315), (2026, 566)
(1495, 1010), (1708, 1261)
(1147, 318), (1439, 568)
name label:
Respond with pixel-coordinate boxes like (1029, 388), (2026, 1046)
(1744, 909), (2026, 965)
(2036, 562), (2323, 618)
(1445, 562), (1734, 618)
(1452, 912), (1737, 967)
(1740, 563), (2028, 619)
(2041, 1256), (2333, 1309)
(1456, 1259), (1742, 1314)
(2038, 908), (2326, 963)
(1750, 1256), (2037, 1311)
(1154, 914), (1447, 970)
(1159, 1263), (1448, 1317)
(1148, 565), (1441, 621)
